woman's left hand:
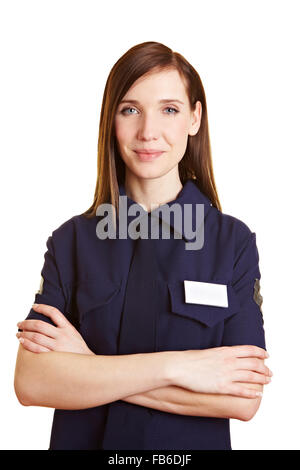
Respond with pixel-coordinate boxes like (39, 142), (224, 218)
(16, 303), (95, 355)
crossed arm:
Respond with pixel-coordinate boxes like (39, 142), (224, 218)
(15, 344), (263, 422)
(14, 304), (266, 421)
(122, 383), (263, 421)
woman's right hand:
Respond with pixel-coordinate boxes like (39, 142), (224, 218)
(171, 345), (272, 398)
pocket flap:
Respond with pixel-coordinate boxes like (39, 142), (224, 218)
(168, 280), (240, 327)
(76, 277), (122, 320)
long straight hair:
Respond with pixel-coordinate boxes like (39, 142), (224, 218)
(81, 41), (222, 219)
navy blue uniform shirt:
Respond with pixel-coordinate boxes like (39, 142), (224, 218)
(24, 179), (266, 450)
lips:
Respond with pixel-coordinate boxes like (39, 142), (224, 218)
(134, 150), (165, 162)
(134, 149), (165, 154)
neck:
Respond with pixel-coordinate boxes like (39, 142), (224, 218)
(124, 168), (183, 212)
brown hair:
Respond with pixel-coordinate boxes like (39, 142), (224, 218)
(81, 41), (222, 219)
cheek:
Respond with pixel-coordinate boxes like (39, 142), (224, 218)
(176, 118), (190, 138)
(114, 121), (127, 145)
(114, 118), (136, 145)
(164, 118), (189, 144)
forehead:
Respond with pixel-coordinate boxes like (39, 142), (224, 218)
(122, 69), (188, 103)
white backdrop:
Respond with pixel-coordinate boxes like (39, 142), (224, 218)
(1, 0), (299, 450)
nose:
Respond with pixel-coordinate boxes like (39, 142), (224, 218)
(137, 113), (159, 141)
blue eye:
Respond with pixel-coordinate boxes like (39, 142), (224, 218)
(121, 107), (137, 115)
(120, 106), (179, 115)
(165, 107), (179, 114)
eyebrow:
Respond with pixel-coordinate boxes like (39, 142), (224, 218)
(119, 99), (185, 105)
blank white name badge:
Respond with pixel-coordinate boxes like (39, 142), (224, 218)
(184, 280), (228, 307)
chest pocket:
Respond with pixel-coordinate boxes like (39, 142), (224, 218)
(75, 277), (122, 325)
(74, 277), (124, 355)
(167, 280), (240, 328)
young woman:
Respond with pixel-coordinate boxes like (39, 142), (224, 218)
(14, 41), (271, 450)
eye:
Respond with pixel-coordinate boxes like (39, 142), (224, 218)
(164, 107), (179, 114)
(120, 107), (138, 115)
(120, 106), (179, 116)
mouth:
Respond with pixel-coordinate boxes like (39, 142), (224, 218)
(134, 150), (165, 162)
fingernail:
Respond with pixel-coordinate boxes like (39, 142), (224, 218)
(18, 337), (24, 343)
(266, 376), (271, 383)
(32, 303), (39, 309)
(255, 391), (263, 396)
(265, 352), (269, 358)
(269, 370), (273, 376)
(16, 332), (20, 338)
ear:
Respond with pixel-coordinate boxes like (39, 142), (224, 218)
(188, 100), (202, 136)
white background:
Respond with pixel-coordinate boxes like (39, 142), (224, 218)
(1, 0), (299, 450)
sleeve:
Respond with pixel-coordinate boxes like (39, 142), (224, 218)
(222, 231), (266, 350)
(21, 235), (70, 328)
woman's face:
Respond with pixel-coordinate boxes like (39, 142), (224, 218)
(114, 68), (202, 180)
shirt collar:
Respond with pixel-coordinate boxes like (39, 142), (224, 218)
(118, 179), (213, 241)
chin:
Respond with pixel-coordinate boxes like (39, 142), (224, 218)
(128, 162), (171, 180)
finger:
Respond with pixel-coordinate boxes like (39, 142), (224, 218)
(32, 304), (69, 328)
(17, 319), (58, 339)
(230, 345), (269, 359)
(17, 331), (54, 350)
(233, 370), (271, 385)
(18, 337), (51, 353)
(236, 358), (272, 376)
(226, 383), (264, 399)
